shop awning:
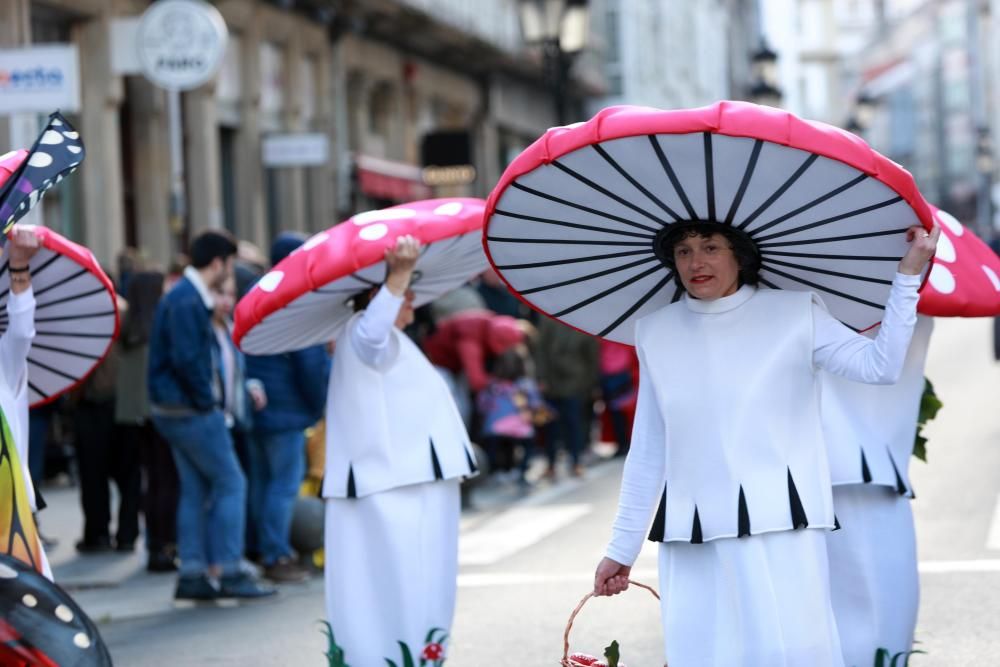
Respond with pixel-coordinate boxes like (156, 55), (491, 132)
(356, 154), (432, 202)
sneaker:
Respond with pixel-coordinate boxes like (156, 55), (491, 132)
(263, 557), (310, 583)
(219, 572), (277, 599)
(174, 574), (219, 601)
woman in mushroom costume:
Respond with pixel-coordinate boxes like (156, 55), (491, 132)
(233, 199), (487, 665)
(483, 102), (939, 666)
(821, 204), (1000, 666)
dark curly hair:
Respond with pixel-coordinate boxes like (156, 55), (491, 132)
(653, 222), (762, 290)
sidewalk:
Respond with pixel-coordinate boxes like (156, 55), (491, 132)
(39, 446), (617, 627)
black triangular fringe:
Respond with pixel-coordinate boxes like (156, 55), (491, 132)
(690, 506), (703, 544)
(787, 468), (809, 529)
(647, 485), (667, 542)
(346, 465), (357, 499)
(465, 445), (478, 474)
(886, 448), (909, 496)
(861, 448), (873, 483)
(737, 486), (751, 537)
(834, 515), (841, 531)
(430, 439), (444, 480)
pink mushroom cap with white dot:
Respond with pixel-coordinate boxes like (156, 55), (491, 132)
(917, 205), (1000, 317)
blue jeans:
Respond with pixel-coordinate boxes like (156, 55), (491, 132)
(248, 430), (306, 565)
(544, 396), (585, 467)
(153, 411), (247, 577)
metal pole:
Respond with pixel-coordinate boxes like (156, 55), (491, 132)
(967, 0), (993, 239)
(167, 88), (187, 254)
(545, 39), (568, 126)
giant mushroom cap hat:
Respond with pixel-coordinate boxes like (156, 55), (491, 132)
(234, 198), (489, 354)
(0, 120), (119, 407)
(484, 101), (935, 343)
(918, 205), (1000, 317)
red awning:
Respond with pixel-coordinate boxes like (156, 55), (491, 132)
(356, 154), (432, 202)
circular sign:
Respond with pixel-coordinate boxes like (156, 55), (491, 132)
(137, 0), (229, 91)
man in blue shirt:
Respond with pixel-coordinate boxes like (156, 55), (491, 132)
(148, 230), (274, 601)
(246, 232), (331, 582)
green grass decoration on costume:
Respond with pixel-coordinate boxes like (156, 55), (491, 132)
(912, 377), (943, 463)
(872, 646), (926, 666)
(320, 621), (350, 667)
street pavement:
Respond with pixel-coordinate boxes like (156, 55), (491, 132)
(37, 316), (1000, 665)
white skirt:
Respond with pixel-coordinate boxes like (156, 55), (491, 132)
(324, 479), (460, 666)
(658, 529), (844, 667)
(826, 485), (918, 667)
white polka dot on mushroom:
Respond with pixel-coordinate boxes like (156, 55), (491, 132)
(62, 131), (79, 139)
(74, 633), (91, 649)
(28, 151), (53, 168)
(301, 232), (330, 251)
(983, 265), (1000, 291)
(258, 271), (284, 292)
(51, 118), (63, 126)
(359, 223), (388, 241)
(928, 263), (956, 294)
(934, 210), (964, 236)
(67, 145), (82, 154)
(934, 233), (956, 262)
(433, 202), (463, 216)
(352, 209), (416, 225)
(55, 604), (74, 622)
(0, 562), (17, 578)
(22, 594), (37, 607)
(40, 130), (64, 145)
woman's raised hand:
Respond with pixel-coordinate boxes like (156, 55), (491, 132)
(898, 224), (941, 276)
(594, 556), (631, 597)
(384, 235), (421, 296)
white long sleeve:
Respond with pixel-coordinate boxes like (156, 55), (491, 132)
(0, 288), (35, 393)
(605, 343), (667, 566)
(349, 285), (404, 368)
(813, 272), (921, 384)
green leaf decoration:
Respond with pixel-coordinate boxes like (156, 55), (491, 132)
(895, 649), (926, 667)
(399, 641), (416, 667)
(318, 620), (350, 667)
(425, 627), (446, 644)
(386, 660), (400, 667)
(912, 377), (943, 462)
(604, 640), (621, 667)
(874, 647), (890, 667)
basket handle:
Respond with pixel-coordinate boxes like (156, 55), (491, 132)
(561, 579), (660, 663)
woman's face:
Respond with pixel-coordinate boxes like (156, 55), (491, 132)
(673, 232), (740, 301)
(212, 277), (236, 322)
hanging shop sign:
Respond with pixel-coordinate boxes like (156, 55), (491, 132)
(137, 0), (229, 91)
(0, 46), (81, 113)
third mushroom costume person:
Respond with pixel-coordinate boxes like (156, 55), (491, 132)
(232, 199), (487, 665)
(482, 102), (940, 666)
(821, 204), (1000, 666)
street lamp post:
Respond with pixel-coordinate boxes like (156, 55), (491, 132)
(518, 0), (590, 126)
(748, 40), (783, 108)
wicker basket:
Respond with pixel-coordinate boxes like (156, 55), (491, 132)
(560, 579), (665, 667)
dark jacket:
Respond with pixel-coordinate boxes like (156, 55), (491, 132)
(245, 345), (330, 434)
(147, 275), (221, 414)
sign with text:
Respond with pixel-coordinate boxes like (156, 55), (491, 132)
(262, 133), (330, 167)
(137, 0), (228, 91)
(0, 45), (80, 113)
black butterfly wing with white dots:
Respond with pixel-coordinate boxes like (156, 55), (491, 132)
(0, 555), (112, 666)
(0, 111), (85, 241)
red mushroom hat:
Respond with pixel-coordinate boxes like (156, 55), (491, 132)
(484, 102), (934, 343)
(234, 198), (488, 354)
(918, 205), (1000, 317)
(0, 139), (118, 407)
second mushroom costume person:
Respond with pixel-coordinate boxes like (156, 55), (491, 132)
(233, 199), (487, 665)
(821, 204), (1000, 666)
(483, 103), (941, 666)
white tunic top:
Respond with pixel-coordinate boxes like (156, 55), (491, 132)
(0, 289), (37, 510)
(606, 273), (921, 565)
(821, 315), (933, 494)
(322, 286), (476, 499)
